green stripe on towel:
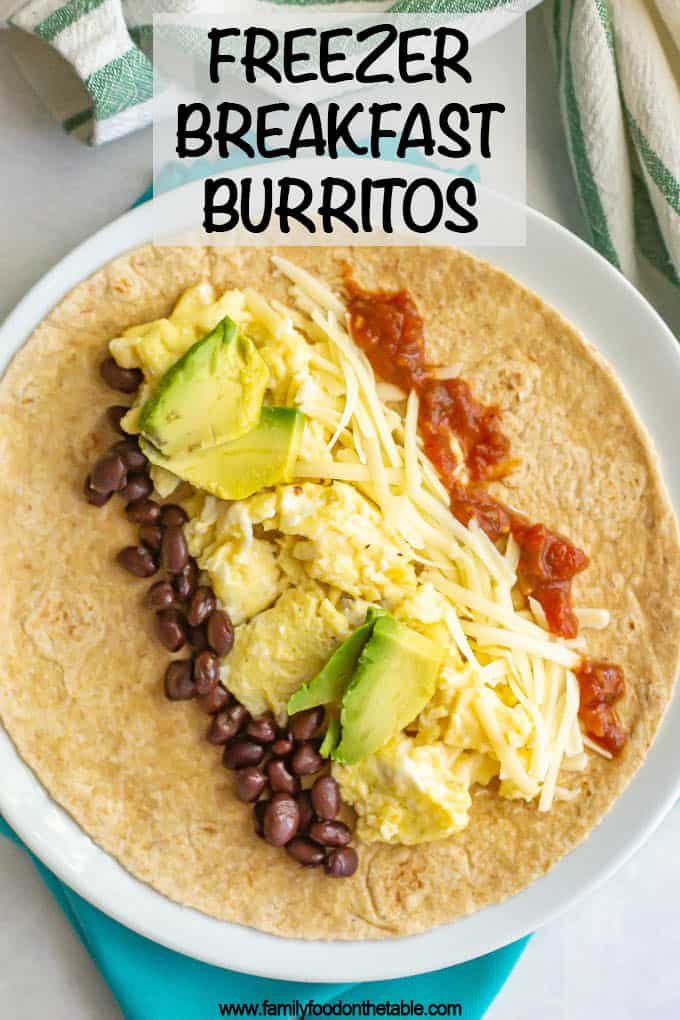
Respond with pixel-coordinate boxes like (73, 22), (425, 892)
(34, 0), (108, 43)
(563, 0), (621, 269)
(390, 0), (517, 11)
(633, 173), (680, 287)
(625, 110), (680, 218)
(86, 47), (152, 121)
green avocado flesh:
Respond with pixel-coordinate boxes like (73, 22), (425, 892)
(319, 717), (341, 758)
(287, 606), (385, 715)
(138, 316), (268, 457)
(332, 615), (445, 765)
(140, 406), (305, 501)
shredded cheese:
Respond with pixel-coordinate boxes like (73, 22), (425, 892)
(460, 622), (581, 669)
(539, 670), (579, 811)
(474, 688), (538, 798)
(272, 255), (345, 317)
(431, 363), (462, 380)
(582, 734), (613, 759)
(311, 309), (403, 470)
(327, 356), (358, 453)
(528, 595), (549, 630)
(575, 608), (611, 630)
(504, 532), (521, 573)
(294, 461), (398, 484)
(120, 257), (616, 819)
(404, 389), (420, 499)
(428, 573), (558, 643)
(377, 382), (406, 402)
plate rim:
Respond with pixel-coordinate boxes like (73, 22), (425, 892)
(1, 190), (680, 982)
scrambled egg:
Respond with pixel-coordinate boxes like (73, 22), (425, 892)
(220, 585), (350, 722)
(184, 492), (283, 625)
(333, 736), (495, 844)
(392, 582), (458, 652)
(255, 312), (311, 407)
(269, 482), (418, 604)
(180, 482), (424, 723)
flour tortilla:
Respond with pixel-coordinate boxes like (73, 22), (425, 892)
(1, 245), (679, 940)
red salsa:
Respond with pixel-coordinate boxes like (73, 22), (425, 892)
(345, 274), (626, 753)
(575, 660), (626, 756)
(344, 279), (514, 481)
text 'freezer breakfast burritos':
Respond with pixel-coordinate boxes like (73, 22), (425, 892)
(1, 246), (679, 938)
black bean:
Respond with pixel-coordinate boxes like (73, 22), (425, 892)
(254, 799), (268, 837)
(222, 740), (264, 770)
(193, 650), (219, 695)
(266, 758), (300, 796)
(164, 660), (195, 701)
(289, 707), (324, 742)
(117, 545), (157, 577)
(112, 439), (147, 472)
(296, 790), (314, 834)
(84, 475), (111, 507)
(246, 713), (277, 744)
(235, 767), (267, 803)
(106, 405), (129, 434)
(197, 685), (231, 715)
(286, 837), (325, 867)
(263, 792), (299, 847)
(290, 742), (323, 776)
(139, 524), (163, 552)
(173, 561), (199, 602)
(271, 733), (294, 757)
(120, 472), (153, 503)
(146, 580), (175, 611)
(325, 847), (359, 878)
(186, 586), (216, 628)
(155, 609), (186, 652)
(161, 526), (188, 574)
(126, 498), (160, 525)
(90, 453), (127, 494)
(207, 704), (248, 744)
(311, 776), (340, 820)
(100, 357), (143, 393)
(188, 624), (208, 652)
(160, 504), (188, 527)
(309, 820), (352, 848)
(206, 610), (234, 657)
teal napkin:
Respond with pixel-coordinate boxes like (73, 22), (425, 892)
(0, 817), (528, 1018)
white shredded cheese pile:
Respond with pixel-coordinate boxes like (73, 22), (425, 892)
(272, 256), (612, 811)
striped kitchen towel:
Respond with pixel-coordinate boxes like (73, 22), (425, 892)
(4, 0), (536, 145)
(550, 0), (680, 295)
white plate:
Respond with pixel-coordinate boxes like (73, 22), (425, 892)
(1, 191), (680, 983)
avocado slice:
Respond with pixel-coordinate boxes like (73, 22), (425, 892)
(319, 716), (341, 758)
(138, 316), (268, 457)
(141, 406), (305, 501)
(287, 606), (385, 716)
(332, 615), (445, 765)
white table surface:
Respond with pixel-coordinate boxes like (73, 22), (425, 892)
(1, 11), (679, 1020)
